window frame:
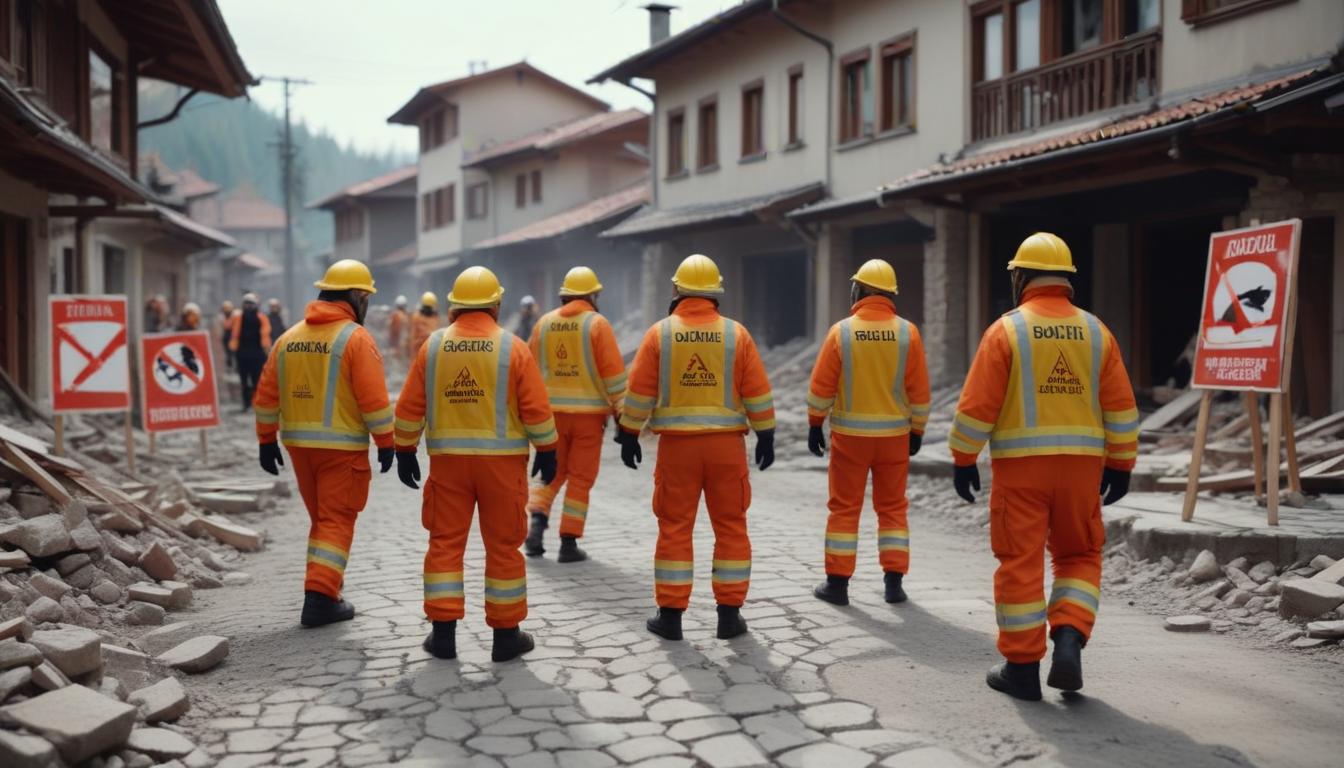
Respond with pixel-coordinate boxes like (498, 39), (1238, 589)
(1180, 0), (1296, 27)
(696, 94), (719, 172)
(739, 78), (765, 161)
(86, 38), (124, 158)
(515, 174), (526, 208)
(838, 46), (872, 144)
(878, 32), (916, 134)
(786, 63), (804, 149)
(530, 169), (542, 203)
(466, 181), (489, 220)
(421, 192), (432, 232)
(666, 106), (687, 177)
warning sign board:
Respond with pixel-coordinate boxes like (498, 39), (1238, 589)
(49, 295), (131, 413)
(140, 330), (220, 432)
(1192, 219), (1300, 393)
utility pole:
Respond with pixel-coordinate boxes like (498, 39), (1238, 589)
(261, 75), (313, 318)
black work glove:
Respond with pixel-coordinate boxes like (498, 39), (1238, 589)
(396, 451), (421, 490)
(258, 442), (283, 476)
(909, 432), (922, 457)
(808, 425), (826, 457)
(377, 447), (394, 474)
(953, 464), (980, 503)
(1100, 467), (1131, 506)
(532, 449), (557, 484)
(615, 429), (642, 470)
(755, 429), (775, 471)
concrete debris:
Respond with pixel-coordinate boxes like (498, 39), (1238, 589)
(0, 515), (72, 557)
(0, 681), (138, 763)
(91, 580), (124, 604)
(126, 726), (196, 760)
(1224, 566), (1258, 592)
(1189, 550), (1221, 582)
(129, 677), (190, 722)
(156, 635), (228, 674)
(30, 660), (70, 691)
(24, 596), (64, 624)
(0, 638), (42, 670)
(94, 510), (144, 533)
(127, 581), (191, 609)
(0, 617), (33, 641)
(0, 549), (30, 569)
(1313, 558), (1344, 587)
(56, 552), (91, 576)
(101, 532), (141, 565)
(102, 645), (157, 693)
(0, 665), (32, 701)
(28, 572), (70, 601)
(137, 542), (177, 581)
(1246, 561), (1277, 583)
(1290, 637), (1333, 649)
(69, 520), (102, 551)
(100, 675), (127, 701)
(1278, 579), (1344, 619)
(134, 623), (200, 656)
(1164, 615), (1212, 632)
(28, 625), (103, 678)
(126, 602), (166, 626)
(0, 729), (57, 768)
(196, 516), (264, 552)
(1305, 619), (1344, 639)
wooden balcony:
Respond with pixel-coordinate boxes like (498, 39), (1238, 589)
(971, 29), (1161, 142)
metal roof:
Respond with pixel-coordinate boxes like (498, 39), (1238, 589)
(308, 165), (418, 210)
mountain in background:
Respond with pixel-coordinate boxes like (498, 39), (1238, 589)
(138, 81), (410, 255)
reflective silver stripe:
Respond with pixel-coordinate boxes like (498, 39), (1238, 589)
(322, 322), (358, 428)
(426, 436), (529, 451)
(281, 430), (367, 445)
(537, 315), (550, 379)
(991, 434), (1105, 451)
(658, 319), (672, 408)
(1084, 311), (1103, 422)
(580, 312), (598, 388)
(997, 609), (1048, 628)
(721, 320), (735, 411)
(1050, 585), (1100, 612)
(839, 320), (853, 410)
(1007, 312), (1036, 428)
(425, 329), (446, 428)
(893, 319), (910, 410)
(650, 413), (748, 428)
(495, 331), (512, 439)
(1105, 416), (1141, 432)
(831, 415), (911, 431)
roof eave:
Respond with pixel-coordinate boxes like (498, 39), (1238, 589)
(588, 0), (775, 84)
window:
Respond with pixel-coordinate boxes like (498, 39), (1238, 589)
(530, 170), (542, 203)
(976, 10), (1004, 81)
(336, 209), (364, 242)
(839, 47), (872, 142)
(1127, 0), (1161, 32)
(419, 106), (458, 152)
(102, 244), (126, 295)
(515, 174), (526, 208)
(879, 35), (915, 132)
(696, 96), (718, 169)
(786, 65), (803, 146)
(1014, 0), (1040, 71)
(421, 185), (455, 230)
(421, 193), (432, 232)
(1180, 0), (1293, 27)
(666, 108), (686, 176)
(466, 182), (489, 220)
(740, 80), (764, 159)
(1062, 0), (1104, 55)
(88, 46), (121, 155)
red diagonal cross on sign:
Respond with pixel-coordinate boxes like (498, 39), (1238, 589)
(155, 347), (203, 386)
(57, 324), (127, 391)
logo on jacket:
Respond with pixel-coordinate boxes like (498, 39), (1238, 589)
(1040, 350), (1084, 395)
(680, 353), (716, 388)
(444, 367), (485, 403)
(291, 382), (315, 400)
(556, 342), (569, 360)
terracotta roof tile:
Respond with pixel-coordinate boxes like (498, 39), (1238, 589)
(193, 188), (286, 230)
(474, 183), (649, 250)
(308, 165), (417, 209)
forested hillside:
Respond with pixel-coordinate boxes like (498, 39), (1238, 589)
(138, 81), (409, 253)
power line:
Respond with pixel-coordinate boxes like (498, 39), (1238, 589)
(259, 76), (314, 317)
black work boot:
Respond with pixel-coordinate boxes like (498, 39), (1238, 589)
(524, 513), (547, 557)
(557, 535), (588, 563)
(300, 590), (355, 628)
(491, 626), (535, 662)
(646, 607), (683, 640)
(716, 604), (748, 639)
(1047, 626), (1085, 692)
(986, 660), (1042, 701)
(884, 571), (908, 604)
(422, 620), (457, 660)
(813, 575), (850, 606)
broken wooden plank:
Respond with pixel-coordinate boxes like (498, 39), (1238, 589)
(0, 423), (85, 474)
(197, 515), (264, 552)
(0, 440), (73, 506)
(1211, 413), (1251, 441)
(1300, 454), (1344, 478)
(1296, 410), (1344, 440)
(191, 492), (261, 515)
(1140, 390), (1203, 434)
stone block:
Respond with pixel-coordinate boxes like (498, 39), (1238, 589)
(0, 729), (57, 768)
(68, 520), (102, 551)
(24, 596), (63, 625)
(1189, 550), (1220, 582)
(0, 515), (72, 558)
(103, 645), (157, 692)
(156, 635), (228, 674)
(134, 623), (200, 656)
(28, 572), (69, 601)
(0, 638), (42, 670)
(126, 727), (195, 760)
(30, 660), (69, 691)
(0, 665), (31, 702)
(1164, 615), (1211, 632)
(27, 626), (102, 678)
(1279, 579), (1344, 619)
(101, 533), (141, 565)
(0, 682), (138, 763)
(1306, 619), (1344, 639)
(126, 602), (166, 626)
(0, 549), (30, 569)
(92, 580), (123, 604)
(137, 542), (177, 582)
(129, 677), (190, 722)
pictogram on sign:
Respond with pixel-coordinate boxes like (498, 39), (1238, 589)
(49, 295), (131, 413)
(141, 330), (220, 432)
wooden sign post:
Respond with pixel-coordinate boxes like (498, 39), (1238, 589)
(139, 329), (221, 465)
(49, 295), (133, 471)
(1182, 219), (1301, 526)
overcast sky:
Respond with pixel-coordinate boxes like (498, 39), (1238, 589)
(220, 0), (738, 156)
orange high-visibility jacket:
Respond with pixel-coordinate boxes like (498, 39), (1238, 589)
(950, 284), (1138, 470)
(395, 311), (558, 456)
(528, 300), (626, 415)
(407, 311), (442, 358)
(227, 309), (272, 352)
(620, 297), (774, 435)
(807, 296), (931, 437)
(388, 308), (408, 346)
(253, 301), (394, 450)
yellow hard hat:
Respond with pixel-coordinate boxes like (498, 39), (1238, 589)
(448, 266), (505, 308)
(314, 258), (377, 293)
(1007, 232), (1076, 273)
(671, 254), (724, 296)
(420, 291), (438, 309)
(559, 266), (603, 297)
(850, 259), (898, 294)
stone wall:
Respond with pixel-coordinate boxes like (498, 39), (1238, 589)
(922, 208), (969, 388)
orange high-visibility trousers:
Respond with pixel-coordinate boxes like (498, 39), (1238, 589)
(990, 454), (1104, 664)
(526, 412), (606, 538)
(824, 433), (910, 577)
(652, 432), (751, 610)
(287, 446), (371, 599)
(422, 455), (529, 628)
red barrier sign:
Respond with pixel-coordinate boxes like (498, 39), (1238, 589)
(49, 295), (131, 413)
(141, 330), (220, 432)
(1192, 219), (1300, 393)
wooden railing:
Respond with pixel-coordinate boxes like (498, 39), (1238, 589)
(971, 30), (1161, 142)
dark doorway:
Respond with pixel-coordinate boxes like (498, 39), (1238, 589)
(1, 214), (32, 393)
(986, 217), (1094, 320)
(852, 222), (927, 326)
(1139, 214), (1223, 388)
(1293, 217), (1334, 418)
(743, 250), (807, 347)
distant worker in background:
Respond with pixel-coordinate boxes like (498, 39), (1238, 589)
(618, 254), (775, 642)
(393, 266), (558, 663)
(389, 295), (409, 362)
(228, 293), (272, 412)
(144, 294), (169, 333)
(267, 297), (289, 338)
(253, 259), (395, 628)
(524, 266), (627, 564)
(216, 300), (236, 371)
(407, 291), (441, 359)
(949, 232), (1138, 702)
(807, 259), (930, 607)
(515, 295), (538, 342)
(176, 302), (203, 332)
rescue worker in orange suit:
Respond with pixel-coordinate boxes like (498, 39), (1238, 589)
(807, 259), (930, 606)
(252, 259), (396, 628)
(229, 293), (272, 412)
(949, 233), (1138, 701)
(389, 295), (409, 362)
(524, 266), (627, 563)
(407, 291), (442, 359)
(393, 266), (558, 662)
(617, 254), (775, 642)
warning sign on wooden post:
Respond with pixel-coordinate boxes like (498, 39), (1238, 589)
(49, 295), (131, 413)
(141, 330), (221, 432)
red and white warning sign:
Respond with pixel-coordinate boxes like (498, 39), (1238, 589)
(1192, 219), (1300, 392)
(141, 330), (220, 432)
(49, 295), (131, 413)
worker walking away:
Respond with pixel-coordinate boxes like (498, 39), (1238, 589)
(949, 233), (1137, 701)
(267, 298), (289, 338)
(617, 254), (775, 642)
(393, 266), (558, 662)
(524, 266), (627, 563)
(515, 295), (539, 342)
(176, 302), (203, 332)
(229, 293), (272, 412)
(407, 291), (442, 359)
(389, 295), (409, 362)
(807, 259), (930, 607)
(252, 259), (396, 628)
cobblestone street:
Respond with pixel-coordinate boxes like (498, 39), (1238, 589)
(173, 439), (1344, 768)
